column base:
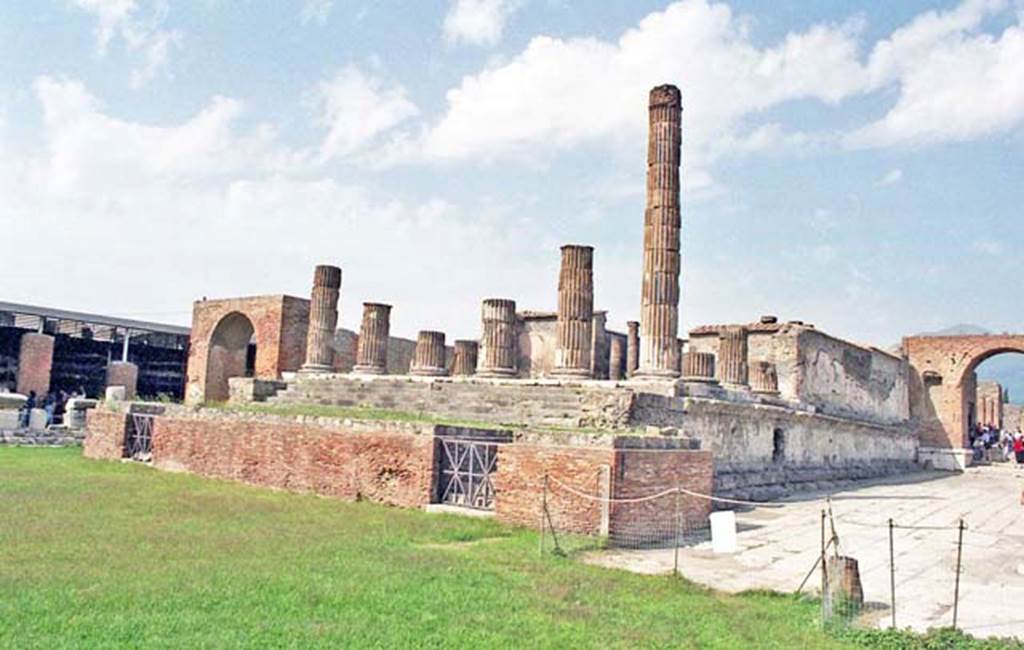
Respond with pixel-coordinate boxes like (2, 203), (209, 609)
(299, 363), (333, 374)
(550, 368), (593, 379)
(682, 376), (718, 384)
(351, 365), (387, 375)
(633, 367), (680, 379)
(476, 368), (517, 379)
(410, 367), (448, 377)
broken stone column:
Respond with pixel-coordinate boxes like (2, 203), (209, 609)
(301, 264), (342, 373)
(353, 303), (391, 375)
(682, 351), (716, 382)
(105, 361), (139, 401)
(553, 245), (594, 378)
(637, 85), (682, 378)
(609, 337), (625, 381)
(411, 330), (447, 376)
(626, 321), (640, 378)
(477, 299), (517, 378)
(717, 326), (749, 387)
(16, 333), (54, 397)
(452, 340), (478, 376)
(751, 361), (779, 394)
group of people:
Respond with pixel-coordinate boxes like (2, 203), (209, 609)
(970, 423), (1024, 464)
(18, 389), (86, 429)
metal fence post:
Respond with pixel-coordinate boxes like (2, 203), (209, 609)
(673, 487), (681, 579)
(889, 518), (896, 629)
(953, 518), (965, 630)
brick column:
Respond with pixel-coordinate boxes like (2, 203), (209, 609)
(553, 245), (594, 378)
(751, 361), (779, 394)
(637, 85), (682, 378)
(682, 351), (715, 382)
(16, 333), (54, 397)
(301, 264), (342, 373)
(477, 299), (517, 378)
(105, 361), (139, 400)
(626, 321), (639, 378)
(411, 330), (447, 376)
(717, 326), (748, 387)
(452, 340), (478, 376)
(609, 337), (625, 381)
(353, 303), (391, 375)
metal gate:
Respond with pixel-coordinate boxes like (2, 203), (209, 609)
(437, 437), (503, 510)
(125, 413), (155, 462)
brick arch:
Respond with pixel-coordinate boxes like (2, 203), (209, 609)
(204, 312), (256, 403)
(185, 295), (310, 404)
(904, 335), (1024, 463)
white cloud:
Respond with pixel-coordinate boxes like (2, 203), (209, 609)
(390, 0), (868, 172)
(877, 169), (903, 186)
(300, 0), (333, 25)
(30, 77), (305, 194)
(314, 66), (419, 161)
(70, 0), (182, 86)
(971, 239), (1006, 255)
(848, 0), (1024, 147)
(443, 0), (521, 47)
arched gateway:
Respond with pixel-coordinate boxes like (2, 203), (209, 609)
(185, 295), (310, 404)
(904, 334), (1024, 469)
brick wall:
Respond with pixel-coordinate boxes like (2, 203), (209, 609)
(494, 441), (713, 535)
(16, 333), (54, 397)
(611, 446), (713, 532)
(82, 409), (128, 460)
(495, 444), (614, 534)
(152, 414), (435, 508)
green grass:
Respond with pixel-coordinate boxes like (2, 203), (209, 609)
(0, 448), (848, 649)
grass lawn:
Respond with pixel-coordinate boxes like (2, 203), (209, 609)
(0, 448), (844, 649)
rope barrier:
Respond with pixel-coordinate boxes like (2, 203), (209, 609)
(546, 474), (784, 508)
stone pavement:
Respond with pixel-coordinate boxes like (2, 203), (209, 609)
(587, 464), (1024, 640)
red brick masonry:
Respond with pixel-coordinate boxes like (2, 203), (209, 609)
(83, 408), (713, 535)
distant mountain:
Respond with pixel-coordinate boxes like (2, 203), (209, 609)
(914, 324), (991, 336)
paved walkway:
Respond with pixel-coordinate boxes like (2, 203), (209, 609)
(587, 465), (1024, 639)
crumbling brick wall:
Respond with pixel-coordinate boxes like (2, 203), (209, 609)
(152, 414), (436, 508)
(82, 409), (128, 460)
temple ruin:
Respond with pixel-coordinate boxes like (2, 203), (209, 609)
(73, 83), (1017, 534)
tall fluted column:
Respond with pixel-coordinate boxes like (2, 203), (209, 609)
(626, 321), (639, 378)
(682, 351), (715, 382)
(637, 84), (682, 378)
(751, 361), (779, 394)
(477, 299), (517, 378)
(452, 340), (478, 376)
(609, 337), (625, 381)
(717, 326), (748, 387)
(553, 245), (594, 378)
(411, 330), (447, 376)
(301, 264), (342, 373)
(353, 303), (391, 375)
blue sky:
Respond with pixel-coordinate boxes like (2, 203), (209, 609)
(1, 0), (1022, 368)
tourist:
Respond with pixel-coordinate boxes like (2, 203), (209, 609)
(20, 390), (36, 428)
(1014, 432), (1024, 465)
(43, 393), (56, 426)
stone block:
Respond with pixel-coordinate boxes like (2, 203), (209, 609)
(28, 408), (48, 432)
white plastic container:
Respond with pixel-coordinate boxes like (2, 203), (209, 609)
(710, 510), (738, 554)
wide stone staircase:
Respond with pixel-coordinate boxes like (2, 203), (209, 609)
(266, 375), (642, 430)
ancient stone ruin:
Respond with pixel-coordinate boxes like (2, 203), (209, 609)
(75, 83), (1013, 535)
